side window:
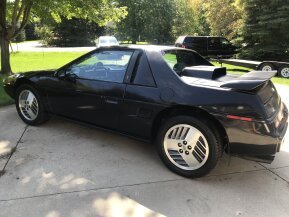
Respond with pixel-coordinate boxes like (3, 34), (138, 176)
(184, 37), (194, 43)
(208, 38), (222, 49)
(220, 38), (231, 48)
(132, 53), (156, 87)
(66, 50), (133, 83)
(198, 38), (207, 47)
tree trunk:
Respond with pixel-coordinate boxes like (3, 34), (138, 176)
(0, 32), (12, 75)
(0, 0), (12, 75)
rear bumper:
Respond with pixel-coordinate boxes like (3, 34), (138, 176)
(215, 103), (288, 157)
(277, 121), (288, 152)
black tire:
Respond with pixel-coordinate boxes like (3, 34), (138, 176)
(15, 84), (49, 125)
(156, 115), (222, 178)
(277, 65), (289, 78)
(259, 63), (275, 71)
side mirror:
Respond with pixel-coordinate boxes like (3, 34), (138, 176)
(66, 73), (77, 83)
(57, 69), (77, 83)
(57, 69), (66, 79)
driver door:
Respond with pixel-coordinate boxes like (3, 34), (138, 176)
(47, 49), (134, 130)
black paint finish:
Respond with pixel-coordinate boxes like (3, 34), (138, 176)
(3, 46), (288, 162)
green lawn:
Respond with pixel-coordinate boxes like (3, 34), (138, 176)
(0, 52), (86, 106)
(10, 52), (86, 73)
(212, 62), (250, 74)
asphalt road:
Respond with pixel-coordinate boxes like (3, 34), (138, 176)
(11, 41), (95, 52)
(0, 85), (288, 217)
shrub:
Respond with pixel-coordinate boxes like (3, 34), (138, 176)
(35, 25), (55, 46)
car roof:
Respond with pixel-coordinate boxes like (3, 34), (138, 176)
(126, 45), (175, 51)
(181, 35), (225, 38)
(91, 45), (198, 54)
(114, 45), (193, 52)
(99, 36), (117, 39)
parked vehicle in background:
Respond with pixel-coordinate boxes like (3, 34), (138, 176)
(258, 61), (289, 78)
(96, 36), (119, 48)
(216, 59), (289, 78)
(175, 36), (237, 58)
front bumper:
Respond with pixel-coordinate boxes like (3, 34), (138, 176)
(2, 75), (18, 99)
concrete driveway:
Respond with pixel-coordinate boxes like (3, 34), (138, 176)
(0, 85), (289, 217)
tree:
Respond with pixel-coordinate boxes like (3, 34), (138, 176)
(204, 0), (244, 40)
(0, 0), (127, 75)
(173, 0), (210, 37)
(116, 0), (175, 44)
(25, 22), (38, 40)
(53, 17), (104, 47)
(241, 0), (289, 60)
(143, 0), (176, 43)
(116, 0), (145, 43)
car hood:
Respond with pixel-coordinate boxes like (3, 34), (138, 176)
(18, 69), (56, 79)
(4, 70), (56, 85)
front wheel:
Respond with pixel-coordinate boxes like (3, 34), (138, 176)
(259, 63), (275, 71)
(16, 84), (49, 125)
(156, 116), (222, 178)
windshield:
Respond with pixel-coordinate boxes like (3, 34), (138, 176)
(109, 38), (117, 43)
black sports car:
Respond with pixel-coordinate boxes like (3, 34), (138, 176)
(3, 45), (288, 178)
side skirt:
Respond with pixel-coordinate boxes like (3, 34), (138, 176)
(48, 113), (152, 144)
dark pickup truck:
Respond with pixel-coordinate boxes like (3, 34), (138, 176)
(175, 36), (237, 58)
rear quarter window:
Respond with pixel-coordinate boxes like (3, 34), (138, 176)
(184, 37), (194, 43)
(163, 53), (177, 68)
(162, 50), (212, 74)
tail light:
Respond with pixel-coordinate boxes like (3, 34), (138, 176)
(181, 45), (186, 48)
(264, 94), (280, 118)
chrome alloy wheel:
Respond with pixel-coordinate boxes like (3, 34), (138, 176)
(164, 124), (209, 170)
(280, 67), (289, 78)
(18, 90), (39, 121)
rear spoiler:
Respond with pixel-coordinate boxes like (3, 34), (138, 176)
(221, 70), (277, 91)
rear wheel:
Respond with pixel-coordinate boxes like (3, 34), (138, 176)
(16, 84), (49, 125)
(278, 65), (289, 78)
(156, 115), (222, 178)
